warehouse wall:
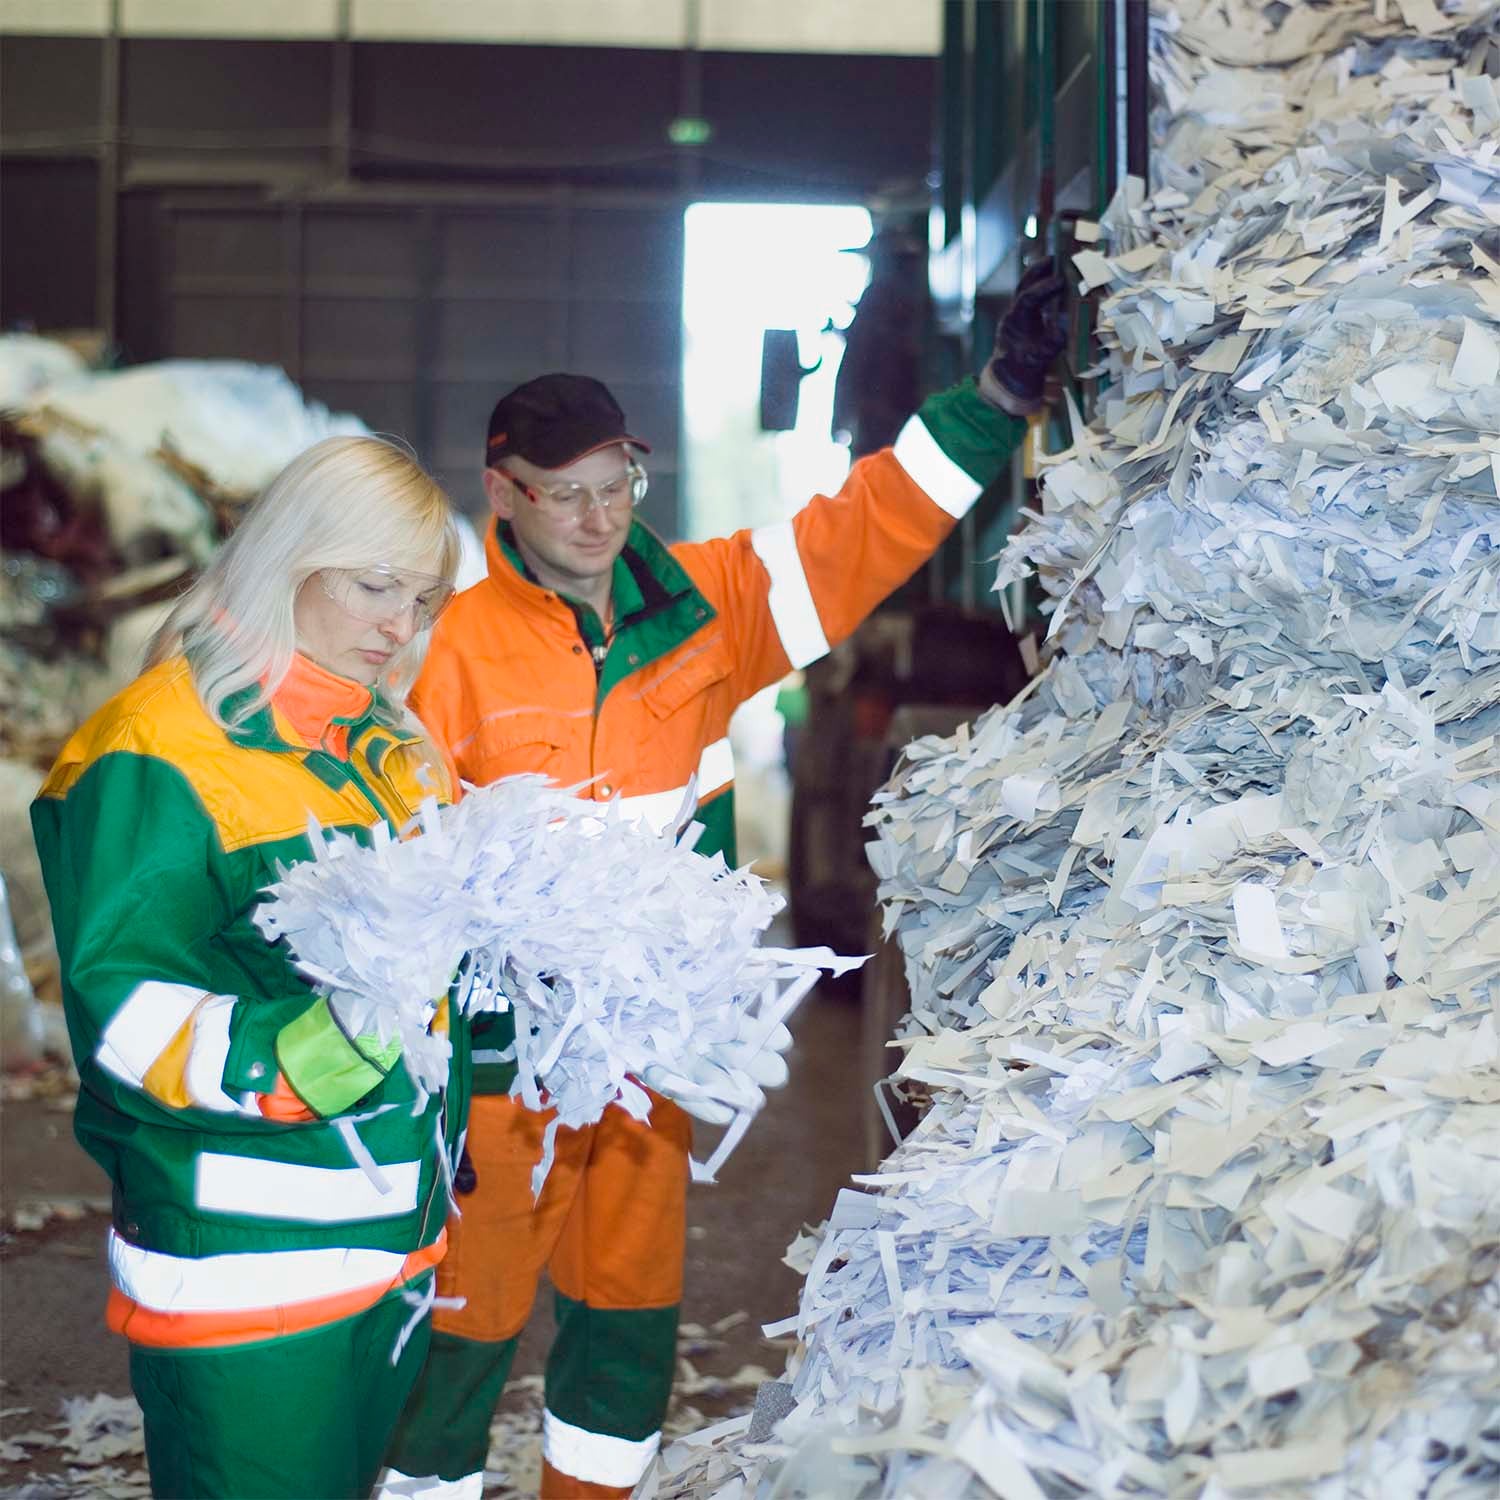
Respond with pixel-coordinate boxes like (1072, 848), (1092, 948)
(0, 0), (940, 53)
(0, 24), (938, 527)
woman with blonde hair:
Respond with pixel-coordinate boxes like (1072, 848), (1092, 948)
(31, 435), (471, 1499)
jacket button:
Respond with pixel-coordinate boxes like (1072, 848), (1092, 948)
(628, 653), (640, 666)
(695, 608), (706, 620)
(124, 1221), (140, 1239)
(248, 1061), (267, 1080)
(572, 644), (583, 655)
(599, 783), (614, 798)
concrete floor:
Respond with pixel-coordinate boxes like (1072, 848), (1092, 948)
(0, 984), (868, 1496)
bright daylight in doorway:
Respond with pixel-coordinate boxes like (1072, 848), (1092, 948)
(680, 202), (873, 544)
(680, 202), (874, 874)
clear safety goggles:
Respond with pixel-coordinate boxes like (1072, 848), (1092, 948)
(511, 458), (648, 522)
(319, 566), (455, 632)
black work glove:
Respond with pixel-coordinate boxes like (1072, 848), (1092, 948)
(979, 257), (1068, 417)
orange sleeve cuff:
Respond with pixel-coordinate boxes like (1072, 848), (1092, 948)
(256, 1071), (318, 1123)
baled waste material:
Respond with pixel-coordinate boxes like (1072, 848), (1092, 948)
(4, 354), (366, 563)
(0, 341), (366, 1066)
(652, 1), (1500, 1497)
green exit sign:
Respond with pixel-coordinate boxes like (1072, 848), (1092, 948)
(668, 116), (714, 146)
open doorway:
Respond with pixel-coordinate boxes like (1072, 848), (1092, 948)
(680, 201), (874, 878)
(681, 202), (873, 540)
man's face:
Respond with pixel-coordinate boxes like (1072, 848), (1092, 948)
(483, 445), (636, 596)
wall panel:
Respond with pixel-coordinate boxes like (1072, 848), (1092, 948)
(139, 193), (682, 532)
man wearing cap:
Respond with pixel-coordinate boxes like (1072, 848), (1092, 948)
(381, 263), (1066, 1500)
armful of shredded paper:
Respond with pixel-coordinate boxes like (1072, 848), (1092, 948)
(254, 774), (863, 1192)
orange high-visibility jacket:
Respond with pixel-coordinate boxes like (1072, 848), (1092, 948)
(412, 380), (1024, 1091)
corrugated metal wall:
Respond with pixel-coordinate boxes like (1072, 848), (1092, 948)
(2, 28), (937, 533)
(146, 193), (682, 524)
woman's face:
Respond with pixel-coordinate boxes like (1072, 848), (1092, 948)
(292, 564), (450, 685)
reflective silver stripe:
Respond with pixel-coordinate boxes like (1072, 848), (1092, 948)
(893, 412), (983, 519)
(194, 1152), (421, 1222)
(373, 1469), (482, 1500)
(750, 519), (830, 669)
(616, 786), (691, 835)
(95, 979), (206, 1090)
(697, 735), (735, 798)
(542, 1408), (661, 1487)
(107, 1226), (408, 1313)
(613, 738), (736, 834)
(183, 993), (262, 1116)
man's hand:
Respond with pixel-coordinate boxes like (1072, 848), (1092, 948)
(641, 1021), (793, 1126)
(979, 257), (1068, 417)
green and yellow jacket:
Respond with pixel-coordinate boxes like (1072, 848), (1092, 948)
(31, 652), (469, 1346)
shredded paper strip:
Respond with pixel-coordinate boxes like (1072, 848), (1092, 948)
(256, 777), (861, 1192)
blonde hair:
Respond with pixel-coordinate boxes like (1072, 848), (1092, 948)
(149, 435), (460, 735)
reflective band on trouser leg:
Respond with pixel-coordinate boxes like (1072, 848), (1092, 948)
(542, 1410), (660, 1489)
(750, 519), (831, 669)
(374, 1468), (482, 1500)
(892, 413), (984, 518)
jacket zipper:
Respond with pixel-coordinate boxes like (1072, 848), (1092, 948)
(332, 732), (453, 1242)
(336, 731), (415, 832)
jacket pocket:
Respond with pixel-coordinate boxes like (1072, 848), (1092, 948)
(456, 709), (569, 781)
(638, 638), (733, 721)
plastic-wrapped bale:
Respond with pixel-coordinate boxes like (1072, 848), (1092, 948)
(0, 333), (87, 412)
(6, 353), (366, 562)
(651, 3), (1500, 1497)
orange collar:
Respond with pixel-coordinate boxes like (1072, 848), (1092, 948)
(271, 652), (373, 760)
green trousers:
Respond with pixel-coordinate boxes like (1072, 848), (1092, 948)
(384, 1327), (521, 1481)
(129, 1277), (432, 1500)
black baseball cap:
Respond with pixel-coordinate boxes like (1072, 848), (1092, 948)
(485, 373), (650, 471)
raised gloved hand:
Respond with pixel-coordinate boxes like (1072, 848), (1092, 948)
(979, 256), (1068, 417)
(641, 1020), (793, 1126)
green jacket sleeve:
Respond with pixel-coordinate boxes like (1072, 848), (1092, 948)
(30, 750), (388, 1128)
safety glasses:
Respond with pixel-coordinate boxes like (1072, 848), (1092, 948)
(508, 459), (648, 522)
(318, 566), (455, 632)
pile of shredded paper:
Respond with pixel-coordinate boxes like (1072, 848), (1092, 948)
(0, 1393), (148, 1499)
(257, 777), (859, 1190)
(650, 1), (1500, 1497)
